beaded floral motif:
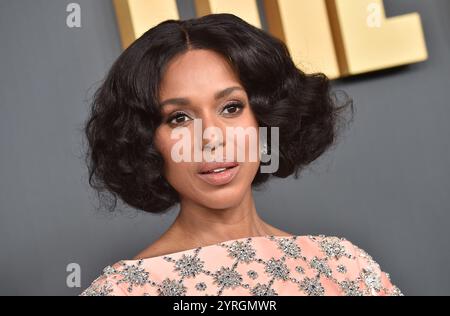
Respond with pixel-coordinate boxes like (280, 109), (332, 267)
(247, 270), (258, 280)
(299, 276), (325, 296)
(195, 282), (207, 291)
(115, 260), (150, 293)
(336, 264), (347, 274)
(80, 280), (114, 296)
(226, 240), (256, 263)
(309, 257), (333, 278)
(174, 254), (205, 278)
(264, 258), (290, 281)
(339, 280), (364, 296)
(213, 266), (243, 289)
(80, 235), (404, 296)
(318, 236), (349, 260)
(251, 283), (278, 296)
(275, 237), (302, 259)
(295, 266), (305, 274)
(157, 278), (187, 296)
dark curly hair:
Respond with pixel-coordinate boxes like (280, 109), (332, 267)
(84, 13), (353, 214)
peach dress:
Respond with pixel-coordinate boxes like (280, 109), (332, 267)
(80, 235), (403, 296)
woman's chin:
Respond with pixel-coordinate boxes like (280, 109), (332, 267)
(196, 191), (244, 209)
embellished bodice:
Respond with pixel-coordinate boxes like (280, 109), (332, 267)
(80, 235), (403, 296)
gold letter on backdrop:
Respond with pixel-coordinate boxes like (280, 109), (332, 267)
(326, 0), (428, 76)
(112, 0), (179, 49)
(112, 0), (428, 79)
(195, 0), (262, 29)
(263, 0), (340, 78)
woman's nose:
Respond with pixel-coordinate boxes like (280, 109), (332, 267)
(200, 114), (227, 154)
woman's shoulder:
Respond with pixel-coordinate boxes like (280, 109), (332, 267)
(80, 234), (403, 296)
(305, 234), (404, 295)
(79, 262), (130, 296)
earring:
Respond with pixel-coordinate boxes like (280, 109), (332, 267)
(261, 143), (268, 155)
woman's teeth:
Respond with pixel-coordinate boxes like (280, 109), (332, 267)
(203, 167), (234, 174)
(209, 167), (227, 173)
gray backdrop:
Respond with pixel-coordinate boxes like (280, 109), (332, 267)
(0, 0), (449, 295)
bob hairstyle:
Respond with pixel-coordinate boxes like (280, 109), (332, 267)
(84, 13), (353, 214)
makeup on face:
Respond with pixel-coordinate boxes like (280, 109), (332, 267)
(196, 161), (240, 186)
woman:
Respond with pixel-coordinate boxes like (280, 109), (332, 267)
(81, 13), (402, 296)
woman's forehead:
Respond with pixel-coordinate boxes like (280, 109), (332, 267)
(159, 50), (240, 96)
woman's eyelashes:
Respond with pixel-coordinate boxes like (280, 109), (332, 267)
(222, 101), (244, 116)
(166, 101), (245, 126)
(166, 111), (190, 125)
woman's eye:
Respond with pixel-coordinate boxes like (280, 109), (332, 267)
(167, 113), (190, 125)
(222, 102), (244, 115)
(166, 102), (243, 125)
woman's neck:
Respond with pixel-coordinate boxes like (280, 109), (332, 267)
(166, 189), (274, 249)
(133, 189), (294, 260)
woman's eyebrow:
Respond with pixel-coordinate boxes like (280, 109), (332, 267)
(159, 86), (244, 108)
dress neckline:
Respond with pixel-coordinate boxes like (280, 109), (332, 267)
(122, 234), (299, 263)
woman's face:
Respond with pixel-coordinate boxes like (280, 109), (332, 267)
(154, 49), (261, 209)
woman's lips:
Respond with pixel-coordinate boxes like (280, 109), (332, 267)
(197, 161), (239, 174)
(196, 164), (240, 186)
